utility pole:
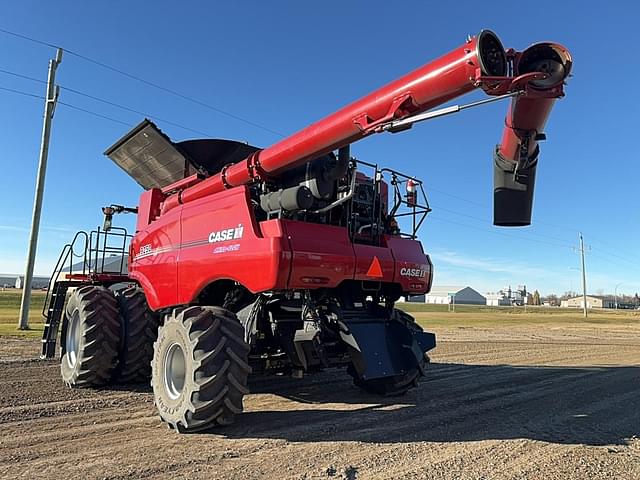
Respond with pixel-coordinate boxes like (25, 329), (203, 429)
(614, 282), (624, 310)
(579, 232), (588, 319)
(18, 48), (63, 330)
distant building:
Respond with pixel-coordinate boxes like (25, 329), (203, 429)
(425, 286), (486, 305)
(561, 295), (616, 309)
(404, 294), (425, 303)
(70, 255), (128, 274)
(486, 285), (528, 306)
(11, 275), (51, 289)
(486, 293), (511, 306)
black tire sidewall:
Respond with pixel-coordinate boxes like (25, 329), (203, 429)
(59, 286), (120, 387)
(114, 287), (158, 383)
(151, 315), (194, 424)
(60, 291), (84, 384)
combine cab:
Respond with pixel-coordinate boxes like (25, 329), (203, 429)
(42, 30), (571, 432)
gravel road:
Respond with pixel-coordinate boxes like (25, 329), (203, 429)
(1, 326), (638, 479)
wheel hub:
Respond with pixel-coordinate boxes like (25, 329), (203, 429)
(163, 343), (186, 400)
(66, 311), (82, 367)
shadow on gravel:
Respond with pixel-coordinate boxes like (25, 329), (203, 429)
(226, 362), (640, 446)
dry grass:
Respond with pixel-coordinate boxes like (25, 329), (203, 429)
(398, 302), (640, 328)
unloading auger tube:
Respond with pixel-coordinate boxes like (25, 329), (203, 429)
(160, 30), (571, 227)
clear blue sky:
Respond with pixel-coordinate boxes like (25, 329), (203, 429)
(1, 1), (638, 296)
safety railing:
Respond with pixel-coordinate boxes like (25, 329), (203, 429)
(42, 227), (132, 316)
(353, 159), (431, 242)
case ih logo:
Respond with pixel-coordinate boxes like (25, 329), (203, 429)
(400, 267), (427, 278)
(208, 224), (244, 243)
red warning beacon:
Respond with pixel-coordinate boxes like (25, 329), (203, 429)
(406, 178), (418, 207)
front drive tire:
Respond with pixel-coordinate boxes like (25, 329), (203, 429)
(60, 285), (121, 387)
(151, 306), (251, 432)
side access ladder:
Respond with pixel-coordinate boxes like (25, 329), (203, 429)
(40, 228), (131, 359)
(41, 280), (82, 359)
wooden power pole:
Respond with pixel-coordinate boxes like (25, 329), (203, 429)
(18, 48), (63, 330)
(579, 232), (588, 319)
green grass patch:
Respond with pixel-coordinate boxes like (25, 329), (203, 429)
(0, 322), (44, 338)
(0, 290), (47, 337)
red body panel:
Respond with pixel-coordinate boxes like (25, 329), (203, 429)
(282, 221), (355, 288)
(353, 243), (395, 283)
(176, 187), (289, 304)
(136, 188), (163, 232)
(385, 236), (433, 292)
(129, 204), (182, 309)
(130, 187), (433, 311)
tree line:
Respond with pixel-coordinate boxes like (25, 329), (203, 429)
(529, 290), (640, 306)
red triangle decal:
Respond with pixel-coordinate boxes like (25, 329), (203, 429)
(366, 256), (383, 278)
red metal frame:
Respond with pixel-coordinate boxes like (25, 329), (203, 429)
(497, 42), (572, 162)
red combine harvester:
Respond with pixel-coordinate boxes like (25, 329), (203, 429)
(42, 30), (571, 432)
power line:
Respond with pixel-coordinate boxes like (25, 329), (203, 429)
(428, 181), (587, 236)
(63, 51), (287, 138)
(0, 66), (214, 136)
(0, 83), (132, 127)
(0, 26), (58, 49)
(589, 248), (640, 270)
(57, 101), (132, 127)
(60, 85), (212, 137)
(0, 85), (43, 99)
(0, 26), (286, 138)
(426, 215), (574, 250)
(427, 187), (488, 208)
(0, 66), (215, 136)
(426, 188), (640, 258)
(0, 67), (46, 84)
(430, 204), (575, 248)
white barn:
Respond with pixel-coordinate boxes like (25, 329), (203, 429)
(425, 286), (486, 305)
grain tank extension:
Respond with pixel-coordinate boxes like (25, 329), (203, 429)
(41, 30), (571, 432)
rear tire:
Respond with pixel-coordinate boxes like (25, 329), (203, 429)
(60, 285), (121, 387)
(151, 306), (251, 432)
(350, 308), (428, 396)
(114, 286), (159, 383)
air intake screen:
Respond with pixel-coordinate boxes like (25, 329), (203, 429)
(104, 119), (189, 190)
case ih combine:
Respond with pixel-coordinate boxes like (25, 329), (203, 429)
(41, 30), (571, 432)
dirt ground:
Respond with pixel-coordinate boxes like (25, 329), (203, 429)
(1, 325), (639, 479)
